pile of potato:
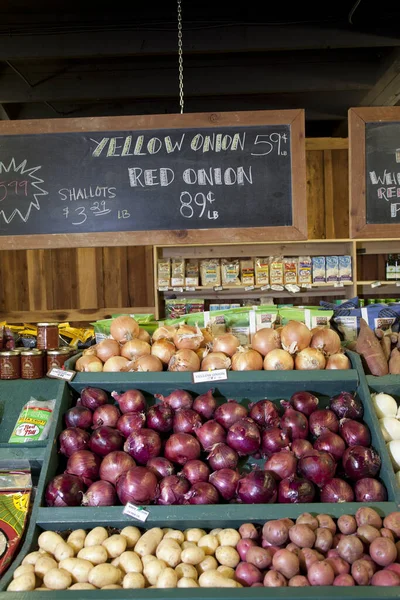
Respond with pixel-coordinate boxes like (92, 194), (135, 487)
(7, 525), (243, 591)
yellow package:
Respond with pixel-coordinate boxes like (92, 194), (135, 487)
(269, 256), (284, 285)
(221, 259), (240, 285)
(200, 259), (221, 287)
(157, 258), (170, 288)
(171, 258), (185, 287)
(240, 259), (255, 286)
(255, 258), (269, 286)
(185, 260), (199, 287)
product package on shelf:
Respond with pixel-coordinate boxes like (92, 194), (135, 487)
(283, 257), (298, 285)
(312, 256), (326, 283)
(200, 259), (221, 287)
(171, 258), (185, 287)
(298, 256), (312, 285)
(157, 257), (170, 288)
(240, 259), (255, 287)
(269, 256), (284, 286)
(254, 257), (269, 286)
(185, 260), (199, 287)
(221, 259), (240, 286)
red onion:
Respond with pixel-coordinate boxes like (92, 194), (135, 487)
(354, 478), (387, 502)
(99, 451), (136, 485)
(80, 387), (109, 411)
(261, 427), (290, 456)
(192, 389), (217, 419)
(237, 470), (277, 504)
(227, 418), (261, 456)
(278, 475), (315, 503)
(214, 400), (248, 429)
(157, 475), (190, 505)
(64, 406), (93, 429)
(313, 431), (346, 461)
(321, 478), (355, 502)
(89, 426), (124, 457)
(249, 399), (280, 429)
(237, 539), (257, 561)
(264, 451), (297, 481)
(342, 446), (381, 481)
(209, 468), (240, 500)
(309, 409), (339, 437)
(339, 418), (371, 447)
(292, 439), (313, 459)
(164, 433), (201, 465)
(82, 480), (117, 506)
(180, 460), (210, 484)
(280, 402), (309, 440)
(117, 412), (146, 437)
(173, 408), (202, 434)
(290, 391), (319, 416)
(235, 562), (263, 586)
(123, 429), (162, 464)
(155, 389), (193, 410)
(65, 450), (101, 485)
(45, 474), (86, 507)
(298, 450), (336, 487)
(111, 389), (146, 414)
(92, 404), (121, 429)
(116, 466), (158, 505)
(330, 392), (364, 420)
(146, 404), (173, 433)
(184, 481), (219, 504)
(207, 442), (238, 470)
(196, 420), (226, 451)
(59, 428), (90, 457)
(146, 457), (175, 479)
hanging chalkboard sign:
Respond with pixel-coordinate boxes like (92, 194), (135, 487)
(350, 107), (400, 238)
(0, 110), (306, 249)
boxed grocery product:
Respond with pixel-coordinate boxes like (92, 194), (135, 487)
(185, 260), (199, 287)
(269, 256), (284, 285)
(255, 258), (269, 286)
(284, 257), (298, 285)
(209, 304), (220, 311)
(326, 256), (339, 282)
(165, 298), (186, 319)
(312, 256), (326, 283)
(339, 255), (352, 282)
(171, 258), (185, 287)
(157, 258), (170, 288)
(304, 308), (334, 330)
(298, 256), (312, 285)
(221, 259), (240, 285)
(200, 259), (221, 286)
(253, 305), (279, 332)
(240, 259), (255, 286)
(186, 299), (205, 314)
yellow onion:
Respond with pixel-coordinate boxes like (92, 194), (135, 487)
(196, 347), (209, 361)
(213, 333), (240, 357)
(82, 346), (97, 356)
(137, 328), (151, 343)
(134, 355), (163, 372)
(201, 352), (232, 371)
(326, 353), (351, 369)
(200, 328), (214, 347)
(263, 349), (294, 371)
(251, 328), (281, 357)
(103, 356), (130, 372)
(121, 339), (151, 360)
(76, 355), (103, 372)
(168, 349), (200, 372)
(96, 339), (120, 363)
(152, 325), (177, 342)
(173, 324), (204, 351)
(110, 315), (139, 343)
(151, 339), (176, 365)
(281, 320), (312, 354)
(231, 347), (263, 371)
(310, 328), (341, 356)
(295, 348), (326, 370)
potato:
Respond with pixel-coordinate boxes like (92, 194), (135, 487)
(123, 572), (146, 589)
(88, 564), (121, 588)
(77, 545), (108, 565)
(196, 555), (218, 574)
(67, 529), (86, 554)
(54, 541), (75, 562)
(199, 570), (242, 588)
(178, 577), (199, 587)
(210, 528), (223, 536)
(120, 526), (141, 548)
(13, 564), (34, 579)
(142, 555), (157, 566)
(38, 531), (64, 555)
(156, 539), (181, 568)
(43, 568), (72, 590)
(84, 526), (108, 547)
(22, 551), (46, 566)
(181, 546), (205, 565)
(163, 530), (185, 544)
(69, 583), (96, 590)
(134, 527), (163, 557)
(185, 528), (206, 543)
(156, 567), (178, 588)
(119, 551), (143, 574)
(162, 528), (174, 535)
(175, 563), (198, 580)
(111, 556), (121, 569)
(102, 584), (122, 589)
(215, 546), (240, 568)
(217, 565), (235, 578)
(143, 558), (167, 585)
(7, 572), (36, 591)
(103, 534), (127, 558)
(198, 534), (219, 555)
(59, 558), (93, 583)
(217, 529), (241, 548)
(34, 556), (58, 578)
(182, 541), (197, 550)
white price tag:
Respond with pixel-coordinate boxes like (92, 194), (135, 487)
(396, 282), (400, 287)
(334, 281), (344, 288)
(303, 284), (312, 289)
(213, 285), (223, 292)
(371, 281), (381, 288)
(245, 285), (255, 291)
(185, 287), (196, 292)
(158, 286), (169, 292)
(271, 285), (284, 291)
(123, 503), (149, 522)
(285, 285), (300, 293)
(173, 287), (183, 293)
(260, 285), (270, 291)
(46, 367), (76, 381)
(192, 369), (228, 384)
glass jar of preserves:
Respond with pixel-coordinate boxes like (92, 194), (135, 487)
(37, 323), (59, 350)
(46, 348), (71, 371)
(21, 349), (44, 379)
(0, 351), (21, 379)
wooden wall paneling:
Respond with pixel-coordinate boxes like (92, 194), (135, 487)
(331, 149), (349, 239)
(102, 247), (128, 308)
(76, 248), (104, 309)
(26, 249), (49, 311)
(126, 246), (154, 309)
(2, 251), (29, 311)
(306, 150), (325, 239)
(324, 150), (335, 240)
(49, 248), (78, 310)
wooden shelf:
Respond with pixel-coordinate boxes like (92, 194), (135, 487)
(357, 281), (400, 286)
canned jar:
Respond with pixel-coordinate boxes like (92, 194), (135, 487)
(46, 348), (71, 371)
(21, 349), (44, 379)
(37, 323), (59, 350)
(0, 351), (21, 379)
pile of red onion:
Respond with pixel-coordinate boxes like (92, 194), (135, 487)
(45, 386), (387, 507)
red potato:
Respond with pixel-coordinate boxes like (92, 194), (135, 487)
(356, 319), (388, 376)
(390, 348), (400, 374)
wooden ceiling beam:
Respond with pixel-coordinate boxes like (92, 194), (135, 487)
(360, 48), (400, 106)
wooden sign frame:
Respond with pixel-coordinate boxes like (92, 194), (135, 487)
(349, 106), (400, 238)
(0, 109), (306, 250)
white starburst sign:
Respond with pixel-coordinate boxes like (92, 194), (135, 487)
(0, 158), (48, 224)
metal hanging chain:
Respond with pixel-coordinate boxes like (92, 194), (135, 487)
(177, 0), (184, 114)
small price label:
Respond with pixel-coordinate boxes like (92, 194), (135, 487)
(245, 285), (255, 291)
(271, 285), (284, 291)
(123, 503), (149, 522)
(213, 285), (223, 292)
(158, 286), (169, 292)
(396, 282), (400, 287)
(260, 285), (270, 291)
(46, 367), (76, 381)
(285, 285), (300, 293)
(173, 287), (183, 293)
(303, 284), (313, 289)
(192, 369), (228, 384)
(334, 281), (344, 288)
(185, 287), (196, 292)
(371, 281), (382, 288)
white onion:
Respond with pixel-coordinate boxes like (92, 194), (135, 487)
(201, 352), (231, 371)
(372, 392), (398, 419)
(251, 328), (281, 357)
(110, 315), (139, 343)
(387, 440), (400, 470)
(76, 355), (103, 372)
(121, 339), (151, 360)
(173, 325), (204, 351)
(231, 347), (263, 371)
(152, 325), (177, 342)
(310, 328), (341, 356)
(96, 339), (120, 363)
(281, 320), (312, 354)
(263, 349), (294, 371)
(380, 417), (400, 442)
(295, 347), (326, 370)
(168, 349), (201, 372)
(325, 353), (351, 370)
(103, 356), (129, 372)
(212, 333), (240, 357)
(151, 339), (176, 365)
